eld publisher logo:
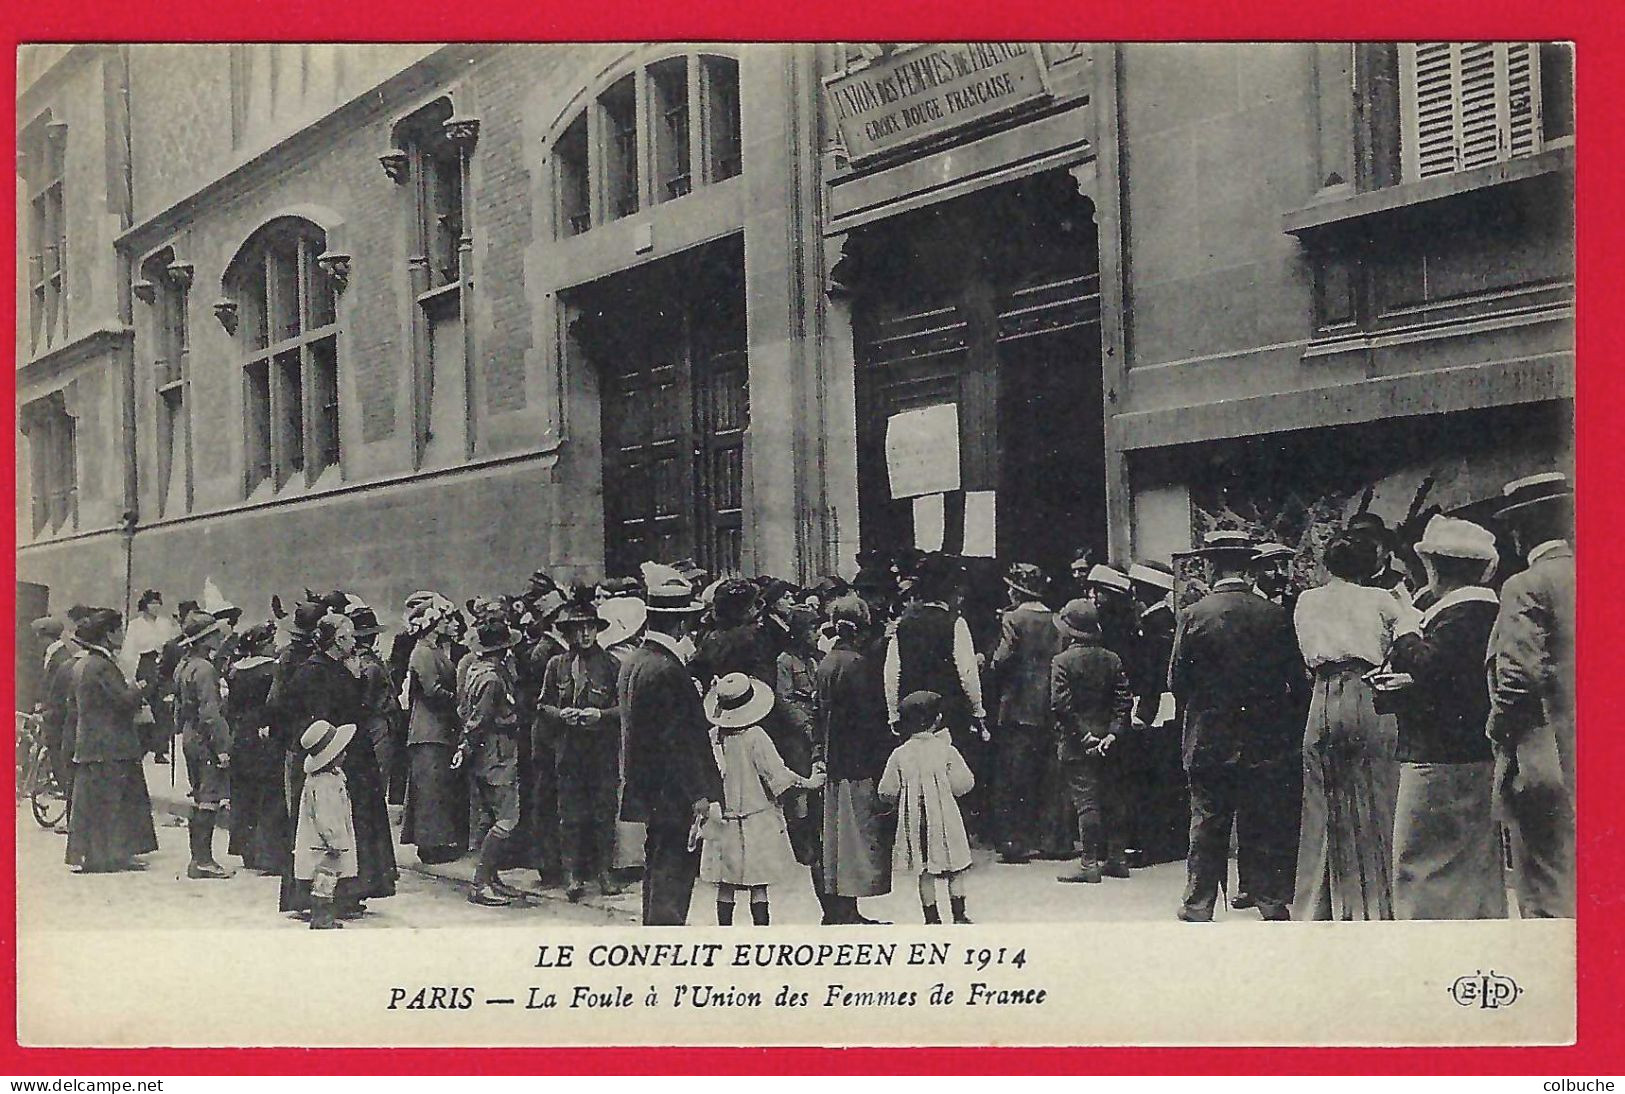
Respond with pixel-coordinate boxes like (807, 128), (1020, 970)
(1448, 970), (1523, 1009)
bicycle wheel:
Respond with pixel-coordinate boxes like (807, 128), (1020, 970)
(27, 748), (67, 830)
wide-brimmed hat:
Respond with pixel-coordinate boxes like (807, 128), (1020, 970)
(301, 719), (357, 774)
(829, 594), (871, 629)
(897, 689), (944, 733)
(1193, 530), (1256, 558)
(1344, 512), (1395, 549)
(704, 672), (775, 729)
(1085, 564), (1131, 595)
(1054, 598), (1102, 640)
(1128, 561), (1176, 592)
(238, 621), (278, 654)
(469, 618), (521, 654)
(555, 590), (609, 632)
(1005, 562), (1049, 601)
(1252, 542), (1296, 564)
(670, 558), (710, 585)
(289, 599), (330, 637)
(1495, 472), (1573, 521)
(179, 611), (226, 647)
(642, 562), (704, 614)
(347, 606), (383, 637)
(1414, 515), (1498, 562)
(597, 596), (648, 648)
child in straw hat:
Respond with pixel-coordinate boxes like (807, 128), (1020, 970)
(700, 672), (826, 925)
(296, 719), (360, 930)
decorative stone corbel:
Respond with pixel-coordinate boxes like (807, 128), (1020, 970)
(132, 280), (158, 305)
(379, 148), (410, 183)
(164, 262), (194, 290)
(317, 251), (351, 292)
(213, 299), (240, 335)
(443, 117), (480, 151)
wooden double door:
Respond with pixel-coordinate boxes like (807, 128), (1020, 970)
(586, 237), (748, 580)
(850, 170), (1106, 583)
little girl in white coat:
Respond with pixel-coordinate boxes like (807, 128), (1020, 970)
(878, 690), (976, 924)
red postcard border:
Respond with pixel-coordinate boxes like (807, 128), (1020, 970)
(1, 0), (1620, 1075)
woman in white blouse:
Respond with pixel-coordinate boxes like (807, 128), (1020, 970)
(1292, 532), (1419, 920)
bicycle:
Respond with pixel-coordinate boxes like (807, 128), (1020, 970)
(15, 711), (69, 830)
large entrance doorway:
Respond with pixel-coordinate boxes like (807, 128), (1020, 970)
(571, 235), (748, 580)
(843, 169), (1105, 584)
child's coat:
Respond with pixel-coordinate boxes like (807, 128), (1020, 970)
(878, 730), (975, 875)
(294, 766), (359, 896)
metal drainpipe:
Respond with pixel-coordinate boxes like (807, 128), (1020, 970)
(115, 44), (139, 618)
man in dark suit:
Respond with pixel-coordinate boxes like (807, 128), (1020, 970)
(1169, 531), (1304, 922)
(987, 562), (1059, 863)
(1487, 473), (1576, 918)
(619, 563), (721, 926)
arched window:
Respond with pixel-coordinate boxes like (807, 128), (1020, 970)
(553, 52), (742, 238)
(224, 217), (341, 496)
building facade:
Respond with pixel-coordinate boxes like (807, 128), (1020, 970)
(15, 42), (1574, 626)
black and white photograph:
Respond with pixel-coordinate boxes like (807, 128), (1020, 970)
(12, 40), (1576, 1046)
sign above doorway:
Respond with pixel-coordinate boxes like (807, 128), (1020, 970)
(825, 43), (1051, 164)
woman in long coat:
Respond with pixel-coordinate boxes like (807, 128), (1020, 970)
(67, 609), (160, 872)
(278, 615), (398, 915)
(400, 594), (468, 864)
(1292, 533), (1415, 920)
(224, 622), (285, 873)
(814, 595), (894, 924)
(1385, 516), (1507, 920)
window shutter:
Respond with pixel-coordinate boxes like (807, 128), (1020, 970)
(1503, 42), (1543, 158)
(1400, 42), (1547, 181)
(1402, 42), (1459, 180)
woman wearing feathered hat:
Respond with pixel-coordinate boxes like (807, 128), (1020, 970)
(399, 592), (469, 866)
(1383, 515), (1508, 920)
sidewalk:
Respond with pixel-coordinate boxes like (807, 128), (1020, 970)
(141, 755), (1237, 925)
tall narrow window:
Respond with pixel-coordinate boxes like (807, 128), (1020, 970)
(23, 118), (68, 354)
(226, 219), (341, 496)
(394, 99), (475, 467)
(20, 393), (76, 536)
(701, 56), (742, 183)
(143, 252), (193, 516)
(1399, 42), (1567, 182)
(601, 76), (639, 220)
(557, 114), (591, 235)
(651, 57), (691, 200)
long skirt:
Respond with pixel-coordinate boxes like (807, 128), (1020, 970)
(1393, 760), (1507, 920)
(820, 777), (892, 898)
(401, 742), (468, 857)
(1294, 662), (1400, 921)
(66, 761), (159, 869)
(227, 733), (287, 872)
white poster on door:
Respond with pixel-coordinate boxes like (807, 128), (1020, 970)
(885, 403), (961, 499)
(912, 493), (946, 552)
(963, 490), (997, 557)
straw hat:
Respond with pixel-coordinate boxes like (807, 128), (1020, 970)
(1085, 564), (1131, 595)
(1192, 530), (1256, 558)
(703, 672), (775, 729)
(1252, 542), (1296, 564)
(1004, 562), (1049, 601)
(641, 562), (704, 614)
(597, 596), (648, 648)
(301, 719), (357, 774)
(1414, 515), (1498, 562)
(1495, 472), (1573, 521)
(1128, 561), (1176, 592)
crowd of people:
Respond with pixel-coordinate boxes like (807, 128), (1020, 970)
(24, 470), (1574, 927)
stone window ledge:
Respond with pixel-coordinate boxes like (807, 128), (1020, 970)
(1282, 145), (1574, 237)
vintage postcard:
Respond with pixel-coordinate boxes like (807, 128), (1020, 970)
(12, 40), (1575, 1049)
